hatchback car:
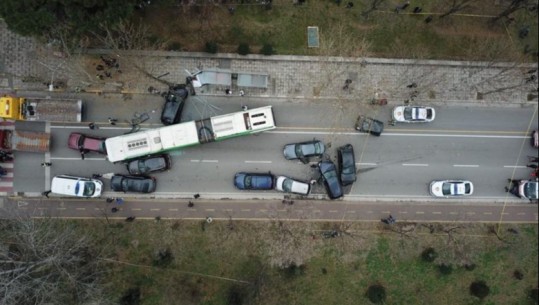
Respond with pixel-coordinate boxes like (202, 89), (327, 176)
(126, 154), (171, 175)
(68, 132), (107, 159)
(392, 106), (435, 123)
(338, 144), (357, 186)
(283, 140), (325, 163)
(160, 87), (188, 125)
(234, 172), (275, 190)
(318, 160), (344, 199)
(111, 175), (157, 193)
(51, 175), (103, 198)
(275, 176), (311, 195)
(430, 180), (473, 197)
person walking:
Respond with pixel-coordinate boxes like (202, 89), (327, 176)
(42, 190), (51, 198)
(41, 162), (52, 167)
(108, 117), (118, 125)
(88, 122), (97, 130)
(116, 197), (124, 205)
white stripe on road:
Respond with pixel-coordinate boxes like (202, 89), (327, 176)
(504, 165), (527, 168)
(245, 160), (272, 164)
(453, 164), (479, 167)
(403, 163), (428, 167)
(202, 160), (218, 163)
(357, 163), (377, 166)
(269, 130), (530, 139)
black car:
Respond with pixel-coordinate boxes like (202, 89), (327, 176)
(126, 154), (171, 175)
(318, 160), (343, 199)
(111, 175), (157, 193)
(355, 115), (384, 136)
(338, 144), (356, 186)
(160, 87), (188, 125)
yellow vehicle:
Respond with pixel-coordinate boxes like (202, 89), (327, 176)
(0, 96), (82, 122)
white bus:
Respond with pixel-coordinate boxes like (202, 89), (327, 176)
(105, 106), (276, 163)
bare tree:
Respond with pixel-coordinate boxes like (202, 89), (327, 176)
(439, 0), (477, 19)
(491, 0), (532, 24)
(0, 215), (112, 305)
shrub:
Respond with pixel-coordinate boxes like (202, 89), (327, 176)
(421, 247), (438, 262)
(464, 263), (476, 271)
(205, 41), (218, 54)
(167, 41), (182, 51)
(513, 270), (524, 280)
(366, 284), (386, 304)
(438, 263), (453, 275)
(152, 248), (174, 267)
(237, 43), (251, 55)
(470, 280), (490, 300)
(529, 287), (538, 304)
(260, 44), (274, 55)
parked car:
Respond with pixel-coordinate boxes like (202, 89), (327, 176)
(275, 176), (311, 195)
(160, 87), (188, 125)
(518, 180), (538, 201)
(111, 175), (157, 193)
(355, 115), (384, 136)
(51, 175), (103, 198)
(68, 132), (107, 159)
(126, 154), (171, 175)
(234, 172), (275, 190)
(392, 106), (435, 123)
(283, 140), (325, 163)
(338, 144), (356, 186)
(429, 180), (473, 197)
(318, 160), (343, 199)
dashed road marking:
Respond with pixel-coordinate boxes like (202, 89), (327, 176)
(416, 211), (425, 214)
(150, 208), (160, 211)
(241, 209), (251, 212)
(131, 208), (142, 211)
(450, 212), (458, 215)
(329, 210), (338, 213)
(403, 163), (428, 167)
(453, 164), (479, 167)
(202, 160), (218, 163)
(466, 212), (476, 215)
(76, 208), (86, 211)
(245, 160), (272, 164)
(432, 211), (442, 214)
(169, 208), (178, 211)
(483, 212), (493, 215)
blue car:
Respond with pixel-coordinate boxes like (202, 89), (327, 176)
(234, 172), (275, 190)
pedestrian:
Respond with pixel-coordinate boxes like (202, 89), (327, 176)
(42, 190), (51, 198)
(106, 197), (115, 203)
(111, 207), (119, 213)
(125, 216), (136, 222)
(194, 193), (200, 199)
(41, 162), (52, 167)
(413, 6), (422, 13)
(108, 117), (118, 125)
(188, 201), (194, 208)
(225, 89), (232, 95)
(310, 179), (317, 185)
(241, 105), (248, 111)
(407, 82), (417, 88)
(239, 90), (245, 97)
(96, 64), (104, 71)
(88, 122), (97, 130)
(424, 15), (433, 23)
(116, 197), (124, 205)
(345, 2), (353, 8)
(104, 71), (112, 78)
(92, 173), (103, 178)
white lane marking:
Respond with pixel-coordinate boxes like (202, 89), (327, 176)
(504, 165), (527, 168)
(1, 163), (14, 168)
(191, 160), (200, 162)
(245, 160), (272, 164)
(357, 163), (377, 166)
(241, 209), (251, 212)
(453, 164), (479, 167)
(51, 157), (106, 161)
(268, 130), (530, 139)
(416, 211), (425, 214)
(403, 163), (428, 167)
(432, 211), (442, 214)
(202, 160), (218, 163)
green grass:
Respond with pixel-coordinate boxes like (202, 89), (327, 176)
(69, 220), (539, 305)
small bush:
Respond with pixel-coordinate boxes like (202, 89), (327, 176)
(366, 284), (386, 304)
(120, 287), (141, 305)
(167, 41), (182, 51)
(438, 263), (453, 275)
(237, 43), (251, 55)
(205, 41), (218, 54)
(152, 248), (174, 267)
(464, 263), (476, 271)
(514, 270), (524, 280)
(470, 280), (490, 300)
(260, 44), (274, 55)
(529, 287), (538, 304)
(421, 247), (438, 262)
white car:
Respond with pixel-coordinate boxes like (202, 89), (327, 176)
(51, 175), (103, 198)
(393, 106), (435, 123)
(430, 180), (473, 197)
(275, 176), (311, 195)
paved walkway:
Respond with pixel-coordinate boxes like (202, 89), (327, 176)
(1, 20), (537, 105)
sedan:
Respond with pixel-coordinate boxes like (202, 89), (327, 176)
(338, 144), (356, 186)
(429, 180), (473, 197)
(160, 87), (188, 125)
(68, 132), (107, 159)
(275, 176), (311, 195)
(392, 106), (435, 123)
(126, 154), (171, 175)
(234, 172), (274, 190)
(283, 140), (325, 163)
(111, 175), (157, 193)
(318, 160), (343, 199)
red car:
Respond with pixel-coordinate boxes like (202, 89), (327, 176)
(68, 132), (107, 159)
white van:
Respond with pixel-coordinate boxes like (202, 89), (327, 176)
(51, 175), (103, 198)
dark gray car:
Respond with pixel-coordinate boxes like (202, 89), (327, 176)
(126, 154), (171, 175)
(338, 144), (356, 186)
(283, 140), (325, 163)
(318, 160), (343, 199)
(160, 87), (188, 125)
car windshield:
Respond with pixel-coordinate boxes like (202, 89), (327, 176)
(244, 176), (252, 188)
(282, 178), (293, 192)
(524, 182), (538, 199)
(83, 182), (96, 196)
(342, 152), (354, 173)
(442, 183), (453, 195)
(403, 107), (413, 120)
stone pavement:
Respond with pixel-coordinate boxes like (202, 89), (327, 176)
(1, 20), (537, 106)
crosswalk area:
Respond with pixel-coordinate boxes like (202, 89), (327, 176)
(0, 120), (15, 195)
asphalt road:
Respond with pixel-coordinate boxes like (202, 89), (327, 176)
(10, 93), (539, 203)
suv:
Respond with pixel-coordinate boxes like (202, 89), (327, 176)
(160, 87), (188, 125)
(318, 160), (343, 199)
(126, 154), (171, 175)
(283, 140), (325, 163)
(68, 132), (107, 159)
(51, 175), (103, 198)
(111, 175), (157, 193)
(234, 172), (275, 190)
(337, 144), (356, 186)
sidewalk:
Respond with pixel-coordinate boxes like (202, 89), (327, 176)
(2, 20), (537, 105)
